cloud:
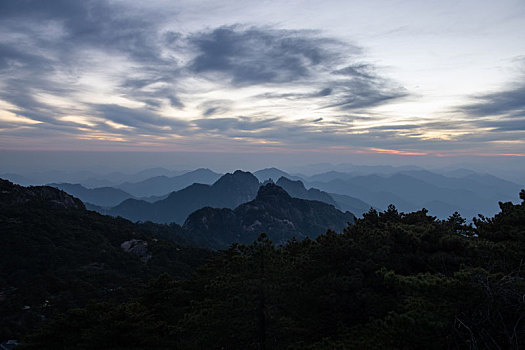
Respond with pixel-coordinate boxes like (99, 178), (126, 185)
(0, 0), (163, 63)
(460, 83), (525, 119)
(188, 26), (347, 86)
(168, 95), (184, 109)
(325, 78), (408, 110)
(316, 88), (333, 97)
(321, 62), (410, 111)
(456, 72), (525, 147)
(2, 1), (478, 155)
(0, 0), (186, 129)
(92, 104), (190, 133)
(197, 100), (234, 117)
(193, 116), (279, 132)
(333, 63), (376, 79)
(476, 118), (525, 132)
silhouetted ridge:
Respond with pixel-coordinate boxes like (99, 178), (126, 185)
(213, 170), (258, 187)
(211, 170), (260, 206)
(276, 176), (306, 193)
(182, 183), (354, 248)
(166, 183), (210, 199)
(276, 176), (339, 206)
(253, 167), (291, 182)
(0, 178), (85, 210)
(48, 183), (133, 207)
(107, 170), (261, 224)
(256, 182), (291, 199)
(118, 168), (222, 197)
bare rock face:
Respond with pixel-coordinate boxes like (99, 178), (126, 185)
(120, 239), (151, 262)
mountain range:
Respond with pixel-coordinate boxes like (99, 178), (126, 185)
(100, 171), (367, 225)
(305, 170), (522, 219)
(4, 165), (522, 221)
(117, 168), (222, 197)
(106, 170), (261, 224)
(182, 183), (355, 248)
(48, 183), (135, 207)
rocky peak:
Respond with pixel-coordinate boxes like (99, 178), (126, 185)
(276, 177), (307, 195)
(211, 171), (260, 196)
(213, 170), (259, 187)
(256, 183), (291, 200)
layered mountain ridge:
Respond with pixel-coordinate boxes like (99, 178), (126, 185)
(182, 183), (355, 248)
(107, 170), (261, 224)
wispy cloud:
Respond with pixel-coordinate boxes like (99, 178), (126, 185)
(458, 65), (525, 145)
(188, 26), (346, 85)
(461, 83), (525, 119)
(0, 0), (523, 157)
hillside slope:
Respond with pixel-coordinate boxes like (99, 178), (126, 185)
(0, 179), (213, 341)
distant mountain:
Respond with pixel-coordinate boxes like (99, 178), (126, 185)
(108, 170), (260, 224)
(328, 192), (373, 217)
(274, 176), (373, 216)
(0, 173), (33, 186)
(306, 171), (522, 219)
(48, 183), (134, 207)
(438, 168), (477, 178)
(307, 175), (416, 211)
(331, 163), (422, 175)
(0, 168), (186, 188)
(0, 179), (213, 340)
(398, 170), (520, 202)
(288, 163), (422, 176)
(118, 168), (222, 197)
(305, 171), (356, 183)
(128, 167), (184, 182)
(253, 167), (292, 182)
(2, 170), (107, 187)
(182, 183), (355, 249)
(80, 168), (188, 188)
(275, 176), (338, 207)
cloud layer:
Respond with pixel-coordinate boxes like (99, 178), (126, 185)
(0, 0), (524, 157)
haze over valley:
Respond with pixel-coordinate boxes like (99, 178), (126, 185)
(2, 163), (522, 223)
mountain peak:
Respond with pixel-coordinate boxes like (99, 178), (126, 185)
(256, 183), (291, 200)
(213, 170), (259, 188)
(189, 168), (216, 174)
(253, 167), (290, 182)
(276, 176), (307, 192)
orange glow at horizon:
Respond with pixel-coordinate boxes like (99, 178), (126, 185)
(367, 147), (428, 156)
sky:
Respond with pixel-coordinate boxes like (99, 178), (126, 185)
(1, 0), (525, 173)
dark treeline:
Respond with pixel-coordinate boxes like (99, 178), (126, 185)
(19, 191), (525, 349)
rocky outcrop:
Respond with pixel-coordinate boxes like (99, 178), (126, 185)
(120, 239), (151, 262)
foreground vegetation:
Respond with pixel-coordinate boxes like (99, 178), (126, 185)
(20, 191), (525, 349)
(0, 179), (213, 341)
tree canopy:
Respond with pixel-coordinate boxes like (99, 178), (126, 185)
(19, 193), (525, 349)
